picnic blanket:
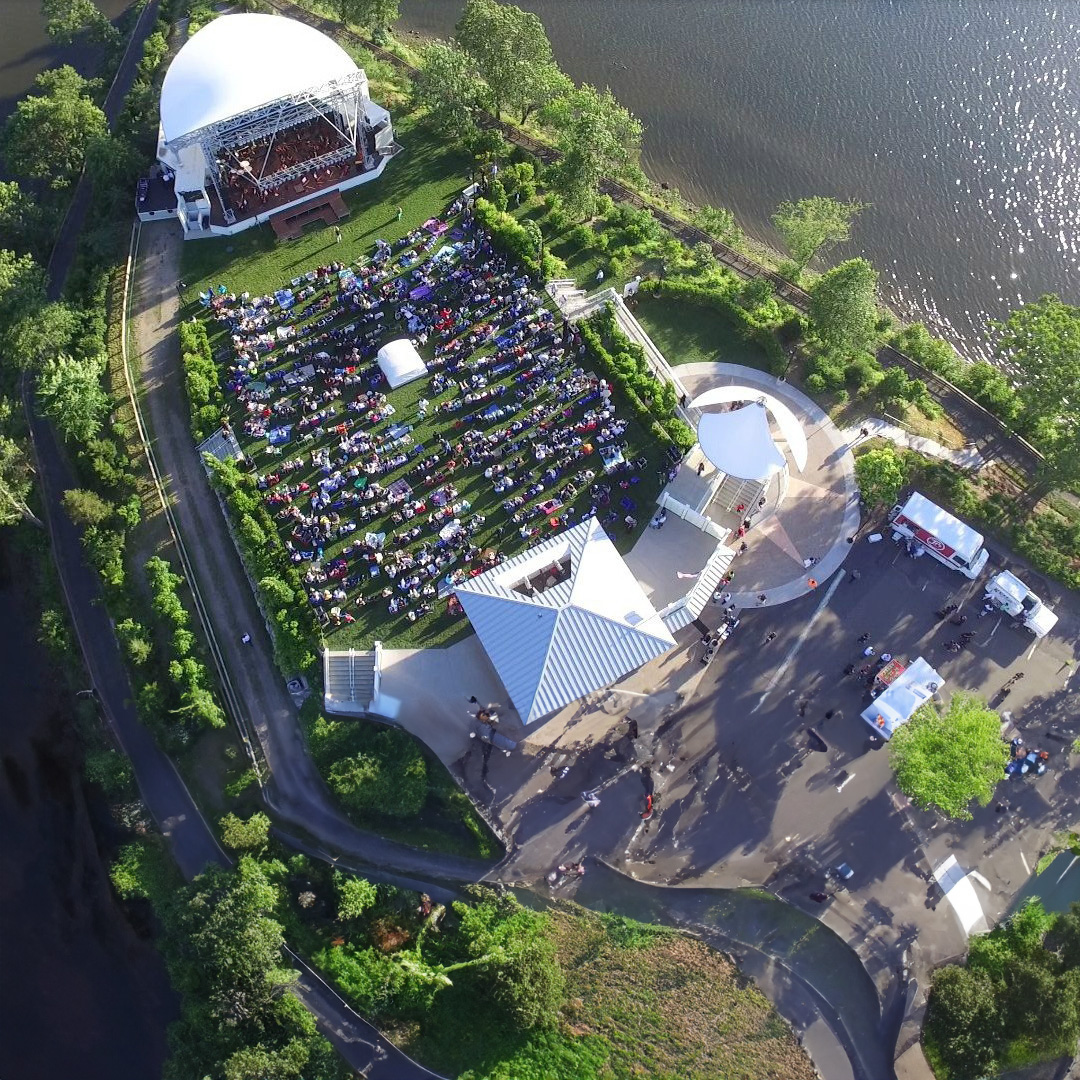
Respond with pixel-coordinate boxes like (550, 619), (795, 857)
(267, 425), (293, 446)
(409, 284), (434, 301)
(274, 288), (295, 310)
(387, 478), (413, 500)
(422, 218), (449, 236)
(600, 444), (625, 470)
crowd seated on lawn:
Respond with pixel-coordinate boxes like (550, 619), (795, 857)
(200, 197), (655, 634)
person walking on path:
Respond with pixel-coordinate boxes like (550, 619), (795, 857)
(807, 578), (818, 589)
(241, 633), (252, 645)
(757, 593), (768, 605)
(848, 569), (861, 583)
(857, 633), (870, 645)
(396, 206), (403, 221)
(335, 226), (342, 243)
(764, 631), (777, 644)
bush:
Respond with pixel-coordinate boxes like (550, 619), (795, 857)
(178, 319), (222, 441)
(473, 197), (543, 278)
(84, 745), (135, 799)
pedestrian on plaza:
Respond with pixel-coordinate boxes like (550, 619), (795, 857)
(881, 652), (893, 663)
(810, 892), (828, 903)
(626, 718), (639, 739)
(697, 462), (706, 476)
(857, 633), (870, 644)
(863, 645), (875, 657)
(757, 593), (768, 605)
(807, 578), (818, 589)
(859, 426), (869, 439)
(468, 695), (478, 704)
(848, 569), (861, 583)
(581, 790), (601, 808)
(843, 663), (856, 676)
(824, 710), (835, 720)
(241, 633), (252, 645)
(764, 631), (777, 644)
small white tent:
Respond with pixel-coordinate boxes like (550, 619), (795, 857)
(377, 339), (428, 389)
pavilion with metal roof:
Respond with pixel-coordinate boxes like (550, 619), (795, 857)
(455, 517), (676, 725)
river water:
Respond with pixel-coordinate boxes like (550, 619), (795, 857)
(400, 0), (1080, 360)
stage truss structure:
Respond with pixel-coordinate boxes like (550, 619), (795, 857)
(164, 70), (372, 219)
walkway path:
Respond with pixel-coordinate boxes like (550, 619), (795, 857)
(841, 417), (987, 470)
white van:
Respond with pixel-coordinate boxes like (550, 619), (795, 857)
(888, 491), (989, 579)
(984, 571), (1058, 637)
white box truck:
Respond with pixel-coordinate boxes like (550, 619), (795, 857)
(984, 570), (1058, 637)
(888, 491), (989, 579)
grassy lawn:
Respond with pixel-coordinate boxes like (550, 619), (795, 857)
(180, 120), (663, 652)
(281, 868), (817, 1080)
(633, 292), (775, 371)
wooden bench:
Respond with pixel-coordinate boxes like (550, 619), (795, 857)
(270, 190), (350, 241)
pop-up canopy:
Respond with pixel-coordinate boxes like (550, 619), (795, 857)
(860, 656), (942, 739)
(377, 339), (428, 389)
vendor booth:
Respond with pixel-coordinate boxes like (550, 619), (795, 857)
(860, 656), (943, 739)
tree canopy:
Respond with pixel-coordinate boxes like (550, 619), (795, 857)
(333, 0), (399, 36)
(2, 66), (107, 190)
(412, 41), (489, 138)
(889, 691), (1007, 820)
(995, 294), (1080, 484)
(455, 0), (569, 123)
(335, 871), (377, 921)
(220, 811), (271, 851)
(41, 0), (118, 46)
(35, 352), (110, 443)
(854, 445), (906, 510)
(695, 204), (744, 248)
(772, 196), (868, 272)
(543, 86), (642, 220)
(808, 257), (879, 358)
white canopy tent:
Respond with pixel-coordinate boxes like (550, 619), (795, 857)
(455, 517), (675, 724)
(159, 14), (359, 143)
(377, 339), (428, 389)
(690, 386), (808, 474)
(860, 656), (943, 739)
(696, 403), (786, 481)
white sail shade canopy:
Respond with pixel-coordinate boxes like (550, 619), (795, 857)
(695, 403), (784, 481)
(690, 386), (808, 473)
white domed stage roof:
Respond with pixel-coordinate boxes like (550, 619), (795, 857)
(690, 386), (808, 480)
(160, 14), (359, 142)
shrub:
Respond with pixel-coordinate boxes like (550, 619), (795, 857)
(178, 319), (222, 441)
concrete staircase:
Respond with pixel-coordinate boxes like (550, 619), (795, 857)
(323, 647), (380, 715)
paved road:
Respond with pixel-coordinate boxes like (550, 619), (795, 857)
(24, 391), (229, 881)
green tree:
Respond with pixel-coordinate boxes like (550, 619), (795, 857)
(889, 692), (1007, 820)
(0, 432), (42, 527)
(995, 295), (1080, 484)
(0, 181), (54, 258)
(36, 352), (109, 443)
(740, 277), (773, 311)
(5, 301), (81, 371)
(62, 486), (112, 526)
(925, 964), (1002, 1080)
(173, 858), (297, 1028)
(543, 86), (642, 221)
(220, 811), (271, 851)
(116, 617), (152, 665)
(854, 445), (906, 511)
(771, 196), (868, 273)
(326, 727), (427, 817)
(221, 1038), (310, 1080)
(334, 871), (377, 921)
(695, 204), (743, 248)
(0, 248), (47, 351)
(2, 66), (108, 190)
(41, 0), (118, 46)
(1046, 902), (1080, 971)
(456, 888), (565, 1029)
(334, 0), (399, 36)
(411, 41), (488, 139)
(456, 0), (569, 123)
(808, 257), (879, 358)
